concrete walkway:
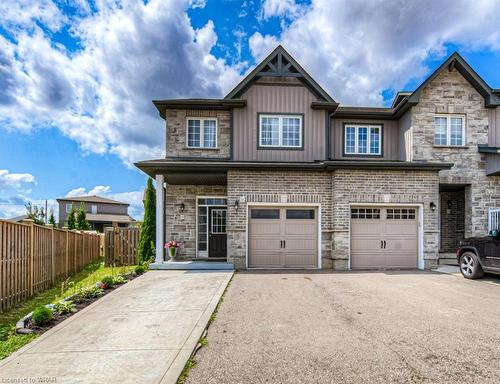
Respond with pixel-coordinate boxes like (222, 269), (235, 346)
(0, 270), (233, 384)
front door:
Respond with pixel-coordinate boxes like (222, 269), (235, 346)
(209, 208), (227, 258)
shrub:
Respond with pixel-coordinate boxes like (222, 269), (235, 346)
(74, 286), (104, 302)
(100, 276), (115, 289)
(134, 265), (145, 275)
(32, 306), (53, 326)
(52, 300), (76, 314)
(112, 275), (126, 285)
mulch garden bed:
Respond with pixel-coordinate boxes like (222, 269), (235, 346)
(18, 272), (140, 335)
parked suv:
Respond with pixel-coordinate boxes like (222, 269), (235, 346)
(457, 230), (500, 279)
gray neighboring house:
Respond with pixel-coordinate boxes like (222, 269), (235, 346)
(56, 195), (135, 232)
(136, 45), (500, 271)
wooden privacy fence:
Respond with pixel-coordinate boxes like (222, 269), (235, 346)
(104, 227), (140, 266)
(0, 219), (102, 312)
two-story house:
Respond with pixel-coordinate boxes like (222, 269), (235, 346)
(136, 46), (500, 270)
(57, 195), (135, 232)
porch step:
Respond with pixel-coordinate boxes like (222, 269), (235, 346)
(439, 253), (458, 266)
(149, 261), (234, 271)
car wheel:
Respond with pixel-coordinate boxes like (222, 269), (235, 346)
(459, 252), (484, 279)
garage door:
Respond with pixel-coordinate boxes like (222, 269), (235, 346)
(351, 207), (418, 269)
(248, 207), (318, 268)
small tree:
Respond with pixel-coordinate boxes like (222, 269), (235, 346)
(48, 209), (56, 227)
(138, 178), (156, 264)
(25, 202), (45, 225)
(76, 203), (91, 230)
(66, 206), (76, 230)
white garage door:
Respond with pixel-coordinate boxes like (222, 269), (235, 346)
(248, 207), (318, 268)
(351, 207), (418, 269)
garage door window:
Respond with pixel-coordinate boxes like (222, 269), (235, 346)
(351, 208), (380, 219)
(386, 208), (416, 219)
(286, 209), (315, 219)
(251, 209), (280, 219)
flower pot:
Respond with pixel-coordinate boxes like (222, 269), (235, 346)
(168, 246), (178, 261)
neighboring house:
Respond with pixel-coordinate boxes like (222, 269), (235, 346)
(136, 45), (500, 271)
(7, 215), (28, 223)
(56, 195), (135, 232)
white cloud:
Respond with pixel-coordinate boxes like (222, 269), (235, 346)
(0, 170), (36, 191)
(261, 0), (307, 20)
(252, 0), (500, 105)
(66, 185), (111, 197)
(0, 0), (242, 165)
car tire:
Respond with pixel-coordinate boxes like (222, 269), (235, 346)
(459, 252), (484, 279)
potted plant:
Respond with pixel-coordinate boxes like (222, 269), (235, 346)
(165, 240), (183, 261)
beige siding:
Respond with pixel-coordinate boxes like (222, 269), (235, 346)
(488, 107), (500, 147)
(330, 119), (400, 160)
(398, 110), (412, 161)
(233, 84), (326, 162)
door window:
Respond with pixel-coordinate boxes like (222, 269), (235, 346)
(211, 209), (227, 234)
(386, 208), (416, 220)
(286, 209), (315, 219)
(351, 208), (380, 219)
(251, 209), (280, 219)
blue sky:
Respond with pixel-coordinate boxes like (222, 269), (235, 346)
(1, 0), (500, 221)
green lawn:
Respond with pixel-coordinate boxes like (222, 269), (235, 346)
(0, 259), (138, 360)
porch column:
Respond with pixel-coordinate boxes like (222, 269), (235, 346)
(155, 174), (165, 263)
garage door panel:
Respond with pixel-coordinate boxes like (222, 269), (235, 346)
(284, 222), (315, 235)
(351, 206), (418, 270)
(250, 222), (281, 236)
(249, 206), (317, 269)
(249, 251), (282, 267)
(284, 252), (316, 267)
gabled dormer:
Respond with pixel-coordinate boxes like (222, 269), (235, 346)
(227, 45), (337, 162)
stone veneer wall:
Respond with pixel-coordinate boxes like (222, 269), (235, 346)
(165, 185), (227, 260)
(332, 169), (440, 269)
(410, 68), (500, 237)
(227, 170), (333, 270)
(165, 109), (231, 158)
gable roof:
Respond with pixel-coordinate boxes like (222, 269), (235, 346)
(407, 52), (500, 108)
(56, 195), (129, 206)
(225, 45), (336, 104)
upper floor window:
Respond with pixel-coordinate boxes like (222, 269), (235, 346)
(187, 118), (217, 148)
(259, 114), (303, 148)
(65, 203), (72, 213)
(344, 124), (381, 156)
(434, 114), (465, 146)
(91, 205), (97, 214)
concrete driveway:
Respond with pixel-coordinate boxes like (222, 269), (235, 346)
(0, 270), (232, 384)
(187, 271), (500, 384)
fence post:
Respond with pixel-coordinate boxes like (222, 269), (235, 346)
(47, 224), (55, 284)
(74, 231), (77, 273)
(113, 227), (120, 267)
(63, 227), (69, 277)
(22, 219), (35, 296)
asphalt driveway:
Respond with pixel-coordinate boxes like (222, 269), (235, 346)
(0, 270), (233, 384)
(187, 270), (500, 384)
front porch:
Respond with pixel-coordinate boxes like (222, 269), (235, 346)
(439, 183), (467, 265)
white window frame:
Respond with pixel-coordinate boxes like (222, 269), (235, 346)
(65, 203), (72, 213)
(91, 205), (97, 214)
(186, 118), (218, 148)
(488, 208), (500, 231)
(258, 114), (303, 148)
(344, 124), (382, 155)
(434, 114), (466, 147)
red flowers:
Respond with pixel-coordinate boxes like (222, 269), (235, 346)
(165, 240), (183, 249)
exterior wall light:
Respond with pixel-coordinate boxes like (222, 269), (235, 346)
(447, 200), (453, 209)
(430, 202), (436, 212)
(234, 199), (239, 211)
(180, 203), (185, 212)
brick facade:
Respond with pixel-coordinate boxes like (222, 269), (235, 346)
(165, 109), (231, 159)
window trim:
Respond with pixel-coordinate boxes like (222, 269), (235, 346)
(434, 114), (466, 147)
(342, 123), (383, 157)
(91, 205), (97, 214)
(257, 113), (304, 150)
(186, 118), (218, 149)
(65, 203), (72, 213)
